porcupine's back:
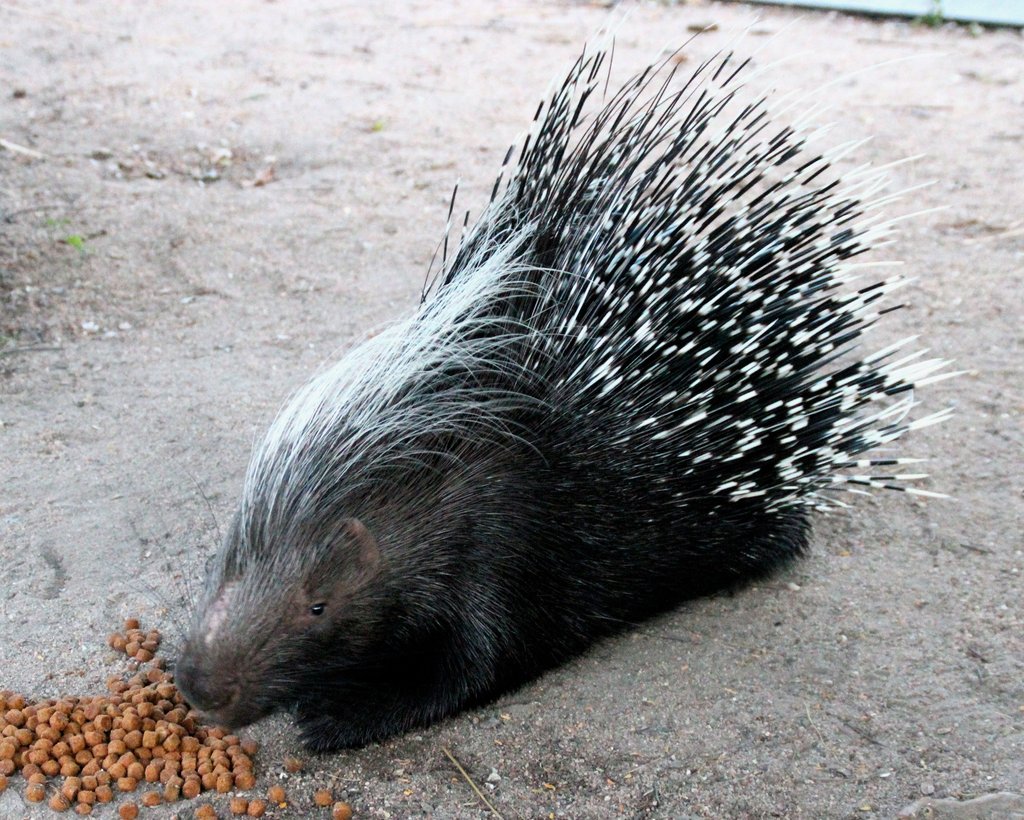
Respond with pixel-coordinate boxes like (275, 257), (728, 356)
(401, 44), (952, 602)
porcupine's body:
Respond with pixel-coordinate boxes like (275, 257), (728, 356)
(176, 44), (951, 751)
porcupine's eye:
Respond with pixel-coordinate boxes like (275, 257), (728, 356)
(310, 603), (326, 616)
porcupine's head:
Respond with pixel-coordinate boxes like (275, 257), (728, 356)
(174, 231), (541, 730)
(174, 498), (388, 730)
(173, 322), (413, 731)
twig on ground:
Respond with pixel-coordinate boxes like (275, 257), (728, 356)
(0, 345), (63, 357)
(441, 746), (504, 819)
(0, 137), (48, 160)
(804, 701), (826, 745)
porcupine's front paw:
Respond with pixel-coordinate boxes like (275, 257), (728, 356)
(296, 705), (391, 752)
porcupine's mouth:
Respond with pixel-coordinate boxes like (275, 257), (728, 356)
(195, 695), (275, 731)
(178, 675), (277, 730)
(175, 651), (276, 730)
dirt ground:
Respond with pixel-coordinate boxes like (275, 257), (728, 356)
(1, 1), (1022, 818)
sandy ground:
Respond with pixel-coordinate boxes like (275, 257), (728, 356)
(2, 1), (1023, 818)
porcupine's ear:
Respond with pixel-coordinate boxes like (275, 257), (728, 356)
(341, 517), (381, 573)
(305, 517), (382, 600)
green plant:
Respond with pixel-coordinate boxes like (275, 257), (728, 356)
(62, 234), (86, 251)
(917, 0), (944, 27)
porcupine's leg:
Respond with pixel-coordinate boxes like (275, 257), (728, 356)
(295, 687), (411, 751)
(727, 507), (812, 582)
(295, 681), (463, 751)
(296, 708), (375, 752)
(665, 506), (813, 600)
(294, 637), (475, 751)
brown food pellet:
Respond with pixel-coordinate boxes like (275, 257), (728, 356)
(314, 788), (334, 807)
(49, 792), (72, 812)
(283, 755), (302, 773)
(246, 799), (267, 817)
(164, 779), (181, 802)
(230, 796), (250, 814)
(26, 781), (46, 801)
(0, 772), (7, 792)
(118, 804), (140, 820)
(124, 618), (140, 630)
(182, 776), (202, 799)
(75, 804), (92, 816)
(216, 771), (234, 793)
(268, 784), (286, 804)
(141, 790), (162, 807)
(235, 769), (256, 790)
(332, 802), (354, 820)
(196, 805), (217, 819)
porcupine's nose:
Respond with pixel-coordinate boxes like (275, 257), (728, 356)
(174, 651), (238, 714)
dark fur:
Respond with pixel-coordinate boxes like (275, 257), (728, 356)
(179, 422), (807, 751)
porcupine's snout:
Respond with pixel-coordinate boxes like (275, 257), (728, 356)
(174, 649), (237, 715)
(175, 638), (277, 730)
(174, 580), (278, 730)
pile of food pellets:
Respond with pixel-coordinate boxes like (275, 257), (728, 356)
(0, 619), (354, 818)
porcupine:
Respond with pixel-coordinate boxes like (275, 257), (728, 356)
(175, 41), (953, 751)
